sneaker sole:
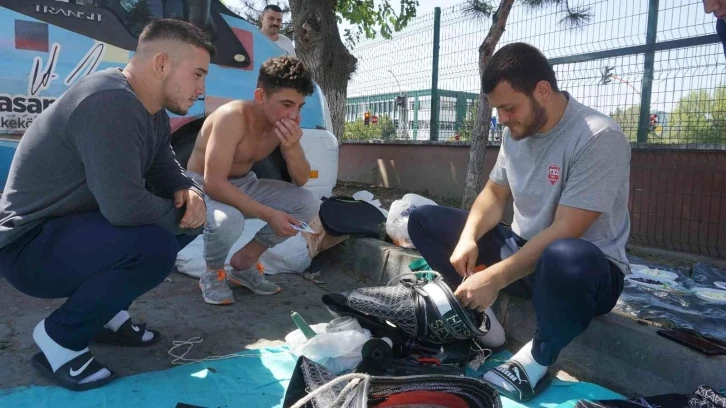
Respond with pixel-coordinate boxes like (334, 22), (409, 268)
(228, 277), (281, 296)
(198, 283), (234, 305)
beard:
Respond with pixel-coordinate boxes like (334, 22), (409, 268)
(511, 97), (548, 141)
(162, 76), (190, 116)
(166, 102), (189, 116)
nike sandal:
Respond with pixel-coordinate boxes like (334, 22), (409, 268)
(31, 351), (115, 392)
(93, 319), (161, 347)
(484, 360), (553, 402)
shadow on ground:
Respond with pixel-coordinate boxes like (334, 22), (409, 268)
(0, 249), (364, 390)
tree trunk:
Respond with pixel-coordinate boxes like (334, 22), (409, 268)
(288, 0), (357, 141)
(460, 0), (516, 210)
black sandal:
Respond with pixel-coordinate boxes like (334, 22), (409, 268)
(93, 319), (161, 347)
(31, 351), (115, 392)
(485, 360), (553, 402)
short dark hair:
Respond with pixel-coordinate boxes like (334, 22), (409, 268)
(139, 19), (216, 58)
(482, 42), (559, 95)
(257, 55), (314, 96)
(263, 5), (283, 14)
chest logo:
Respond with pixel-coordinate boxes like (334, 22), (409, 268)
(548, 165), (561, 185)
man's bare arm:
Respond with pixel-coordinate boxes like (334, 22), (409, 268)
(486, 205), (601, 288)
(281, 143), (311, 186)
(203, 110), (273, 220)
(461, 180), (512, 241)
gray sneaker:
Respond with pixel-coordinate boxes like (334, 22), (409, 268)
(228, 263), (281, 295)
(199, 269), (234, 305)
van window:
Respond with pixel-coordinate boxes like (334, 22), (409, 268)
(91, 0), (175, 37)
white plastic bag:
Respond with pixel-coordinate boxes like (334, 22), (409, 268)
(386, 193), (437, 249)
(353, 190), (389, 218)
(285, 319), (371, 374)
(175, 218), (312, 277)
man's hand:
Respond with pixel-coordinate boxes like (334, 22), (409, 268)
(264, 209), (300, 237)
(454, 268), (503, 312)
(450, 237), (479, 278)
(275, 117), (303, 150)
(175, 189), (206, 229)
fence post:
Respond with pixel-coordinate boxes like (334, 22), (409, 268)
(430, 7), (441, 141)
(637, 0), (659, 143)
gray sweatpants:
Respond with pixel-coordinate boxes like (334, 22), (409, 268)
(189, 171), (320, 270)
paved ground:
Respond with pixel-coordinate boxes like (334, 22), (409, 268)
(0, 250), (366, 390)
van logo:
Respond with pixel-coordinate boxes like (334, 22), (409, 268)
(35, 5), (103, 22)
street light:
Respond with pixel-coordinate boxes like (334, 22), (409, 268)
(388, 69), (408, 138)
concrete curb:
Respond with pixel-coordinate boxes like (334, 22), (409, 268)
(330, 237), (726, 397)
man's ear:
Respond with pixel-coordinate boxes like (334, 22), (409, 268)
(151, 53), (170, 79)
(534, 80), (552, 102)
(254, 88), (264, 103)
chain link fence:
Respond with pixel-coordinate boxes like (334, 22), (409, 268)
(344, 0), (726, 147)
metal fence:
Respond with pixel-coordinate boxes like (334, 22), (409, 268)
(344, 0), (726, 147)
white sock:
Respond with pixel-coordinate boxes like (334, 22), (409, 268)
(483, 339), (548, 392)
(104, 311), (154, 342)
(478, 307), (506, 348)
(33, 320), (111, 385)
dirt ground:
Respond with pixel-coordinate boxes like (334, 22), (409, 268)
(0, 250), (366, 390)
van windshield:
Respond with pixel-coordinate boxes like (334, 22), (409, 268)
(80, 0), (167, 37)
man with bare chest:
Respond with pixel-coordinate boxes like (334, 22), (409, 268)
(186, 56), (319, 304)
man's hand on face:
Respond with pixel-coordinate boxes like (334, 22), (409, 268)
(175, 189), (206, 229)
(275, 116), (303, 150)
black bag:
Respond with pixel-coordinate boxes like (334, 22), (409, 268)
(318, 196), (386, 238)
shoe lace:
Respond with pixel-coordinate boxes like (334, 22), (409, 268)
(215, 270), (227, 281)
(255, 263), (265, 276)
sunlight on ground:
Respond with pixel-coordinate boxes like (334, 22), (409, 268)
(190, 368), (209, 379)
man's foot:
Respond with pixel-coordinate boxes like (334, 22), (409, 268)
(482, 340), (551, 402)
(477, 307), (506, 350)
(93, 310), (158, 346)
(228, 263), (281, 295)
(199, 269), (234, 305)
(33, 320), (114, 390)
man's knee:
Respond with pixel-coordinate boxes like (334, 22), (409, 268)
(292, 187), (320, 222)
(407, 205), (439, 240)
(127, 225), (178, 282)
(205, 205), (245, 242)
(537, 238), (604, 288)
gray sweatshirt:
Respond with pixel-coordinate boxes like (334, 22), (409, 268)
(0, 68), (202, 250)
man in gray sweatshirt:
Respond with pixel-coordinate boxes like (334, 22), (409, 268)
(0, 19), (213, 391)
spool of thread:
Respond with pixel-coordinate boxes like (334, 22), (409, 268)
(325, 316), (361, 333)
(360, 337), (394, 373)
(291, 311), (317, 340)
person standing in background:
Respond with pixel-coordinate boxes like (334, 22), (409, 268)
(703, 0), (726, 59)
(260, 5), (296, 57)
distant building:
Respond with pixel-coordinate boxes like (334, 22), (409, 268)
(345, 89), (479, 141)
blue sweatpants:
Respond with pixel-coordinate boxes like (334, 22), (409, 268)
(407, 205), (624, 366)
(0, 211), (198, 351)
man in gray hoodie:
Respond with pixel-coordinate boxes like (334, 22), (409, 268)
(0, 19), (213, 391)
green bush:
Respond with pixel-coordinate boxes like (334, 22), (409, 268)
(343, 115), (397, 141)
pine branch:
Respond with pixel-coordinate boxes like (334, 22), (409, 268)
(463, 0), (494, 20)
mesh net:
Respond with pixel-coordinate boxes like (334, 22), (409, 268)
(300, 358), (358, 408)
(293, 358), (501, 408)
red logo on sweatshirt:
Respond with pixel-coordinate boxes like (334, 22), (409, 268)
(548, 165), (561, 185)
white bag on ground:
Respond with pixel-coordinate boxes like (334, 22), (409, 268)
(386, 193), (437, 249)
(285, 319), (371, 374)
(175, 218), (312, 277)
(353, 190), (389, 218)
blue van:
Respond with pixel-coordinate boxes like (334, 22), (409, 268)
(0, 0), (339, 198)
